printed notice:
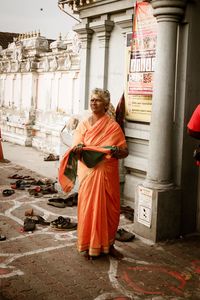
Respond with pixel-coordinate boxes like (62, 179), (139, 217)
(137, 186), (153, 227)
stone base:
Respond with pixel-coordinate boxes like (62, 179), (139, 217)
(133, 184), (181, 242)
(3, 131), (32, 146)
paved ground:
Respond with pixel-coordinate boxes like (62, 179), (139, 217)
(0, 142), (200, 300)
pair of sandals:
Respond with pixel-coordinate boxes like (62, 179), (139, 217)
(47, 192), (78, 208)
(28, 185), (58, 197)
(23, 216), (50, 232)
(50, 216), (77, 231)
(10, 179), (32, 190)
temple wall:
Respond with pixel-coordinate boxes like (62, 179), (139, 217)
(0, 32), (80, 154)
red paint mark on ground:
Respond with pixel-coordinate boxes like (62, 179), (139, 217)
(191, 260), (200, 274)
(0, 268), (11, 275)
(122, 265), (186, 296)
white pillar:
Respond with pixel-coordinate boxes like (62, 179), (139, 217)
(90, 20), (114, 90)
(73, 23), (93, 111)
(145, 0), (187, 189)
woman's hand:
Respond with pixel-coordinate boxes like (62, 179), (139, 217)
(72, 143), (84, 159)
(111, 146), (129, 159)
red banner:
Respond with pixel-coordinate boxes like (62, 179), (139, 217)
(125, 1), (157, 122)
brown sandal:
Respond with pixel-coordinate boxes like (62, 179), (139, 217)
(44, 154), (59, 161)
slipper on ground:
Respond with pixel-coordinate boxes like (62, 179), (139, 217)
(50, 216), (77, 231)
(0, 235), (6, 241)
(2, 189), (15, 197)
(115, 228), (135, 242)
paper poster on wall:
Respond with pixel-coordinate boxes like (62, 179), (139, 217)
(125, 1), (157, 123)
(137, 186), (153, 228)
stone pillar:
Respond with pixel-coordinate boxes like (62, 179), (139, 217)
(90, 20), (114, 89)
(134, 0), (187, 242)
(73, 23), (93, 111)
(145, 0), (187, 189)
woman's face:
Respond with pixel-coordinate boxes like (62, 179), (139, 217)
(90, 93), (108, 114)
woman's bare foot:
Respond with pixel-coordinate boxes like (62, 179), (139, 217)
(109, 245), (123, 259)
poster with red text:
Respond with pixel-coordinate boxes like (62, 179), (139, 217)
(125, 1), (157, 122)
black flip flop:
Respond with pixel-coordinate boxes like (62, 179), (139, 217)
(2, 189), (15, 197)
(48, 198), (67, 208)
(0, 235), (6, 241)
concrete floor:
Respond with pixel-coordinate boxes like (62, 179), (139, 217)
(3, 141), (60, 180)
(0, 141), (200, 300)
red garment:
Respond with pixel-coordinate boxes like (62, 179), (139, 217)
(187, 104), (200, 166)
(187, 104), (200, 132)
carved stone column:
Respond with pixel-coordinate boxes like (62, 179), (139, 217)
(134, 0), (187, 242)
(73, 23), (93, 110)
(90, 20), (114, 89)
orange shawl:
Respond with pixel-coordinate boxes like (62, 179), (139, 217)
(73, 114), (127, 256)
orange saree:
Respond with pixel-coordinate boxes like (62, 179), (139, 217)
(73, 114), (127, 256)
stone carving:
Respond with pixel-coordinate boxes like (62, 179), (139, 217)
(64, 54), (71, 70)
(51, 56), (58, 71)
(44, 57), (50, 72)
(25, 58), (31, 72)
(0, 31), (80, 74)
(72, 33), (81, 54)
(50, 39), (67, 52)
(7, 61), (11, 73)
(14, 60), (20, 72)
(15, 45), (24, 61)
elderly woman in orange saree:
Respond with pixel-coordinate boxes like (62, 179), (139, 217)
(60, 88), (128, 259)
